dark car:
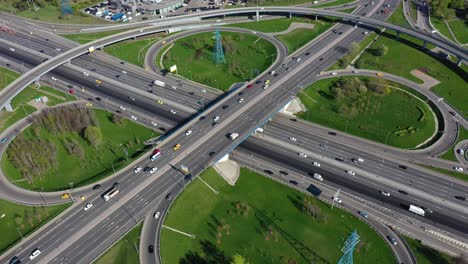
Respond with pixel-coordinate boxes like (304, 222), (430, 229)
(455, 196), (466, 201)
(9, 256), (21, 264)
(209, 151), (216, 157)
(290, 180), (299, 185)
(238, 92), (244, 96)
(279, 171), (289, 175)
(328, 131), (337, 136)
(398, 190), (408, 195)
(212, 122), (219, 127)
(166, 193), (173, 200)
(399, 165), (408, 170)
(144, 166), (151, 173)
(264, 170), (274, 175)
(113, 182), (119, 187)
(255, 80), (261, 84)
(92, 184), (101, 190)
(95, 97), (102, 101)
(199, 116), (206, 121)
(247, 84), (253, 88)
(305, 52), (310, 56)
(290, 118), (297, 122)
(222, 105), (229, 109)
(335, 157), (344, 162)
(148, 245), (154, 253)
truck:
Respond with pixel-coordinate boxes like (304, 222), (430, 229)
(229, 133), (239, 140)
(153, 80), (166, 87)
(102, 186), (119, 201)
(409, 205), (425, 216)
(150, 149), (161, 161)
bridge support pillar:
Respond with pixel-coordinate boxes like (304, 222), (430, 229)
(315, 15), (318, 21)
(3, 102), (13, 112)
(423, 40), (427, 49)
(456, 57), (462, 66)
(395, 31), (400, 39)
(289, 12), (292, 19)
(256, 11), (260, 21)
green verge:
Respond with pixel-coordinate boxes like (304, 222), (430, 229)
(447, 19), (468, 44)
(0, 199), (70, 253)
(440, 127), (468, 161)
(386, 1), (411, 28)
(0, 67), (76, 133)
(2, 109), (157, 191)
(419, 164), (468, 182)
(229, 16), (330, 33)
(11, 3), (108, 24)
(94, 224), (142, 264)
(328, 32), (376, 70)
(104, 35), (165, 67)
(161, 31), (276, 91)
(161, 167), (395, 264)
(431, 17), (456, 42)
(313, 0), (357, 8)
(62, 29), (131, 44)
(356, 32), (467, 117)
(403, 236), (456, 264)
(296, 77), (437, 149)
(276, 20), (333, 54)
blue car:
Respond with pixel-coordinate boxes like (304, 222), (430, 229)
(358, 211), (369, 218)
(0, 137), (8, 143)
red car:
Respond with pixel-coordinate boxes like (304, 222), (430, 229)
(247, 84), (253, 89)
(68, 89), (74, 94)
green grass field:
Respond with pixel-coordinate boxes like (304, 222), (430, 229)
(2, 109), (156, 191)
(356, 32), (467, 117)
(62, 29), (131, 44)
(431, 17), (456, 42)
(403, 236), (456, 264)
(161, 167), (395, 264)
(440, 127), (468, 161)
(230, 16), (332, 33)
(104, 35), (165, 67)
(447, 19), (468, 44)
(0, 199), (69, 253)
(161, 31), (276, 91)
(94, 224), (142, 264)
(277, 21), (332, 54)
(0, 0), (108, 24)
(314, 0), (357, 8)
(296, 77), (437, 149)
(386, 2), (411, 28)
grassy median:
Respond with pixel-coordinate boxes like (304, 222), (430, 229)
(94, 224), (142, 264)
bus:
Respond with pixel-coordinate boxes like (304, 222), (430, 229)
(102, 187), (119, 202)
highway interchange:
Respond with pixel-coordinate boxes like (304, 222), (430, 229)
(0, 0), (467, 263)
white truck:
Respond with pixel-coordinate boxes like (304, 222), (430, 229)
(409, 205), (425, 216)
(313, 173), (323, 181)
(229, 133), (239, 140)
(153, 80), (166, 87)
(102, 186), (119, 202)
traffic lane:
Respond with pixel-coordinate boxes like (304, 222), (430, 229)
(265, 120), (468, 197)
(238, 139), (468, 236)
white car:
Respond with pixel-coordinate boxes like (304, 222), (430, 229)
(151, 121), (158, 126)
(295, 57), (301, 62)
(289, 137), (297, 142)
(454, 166), (464, 172)
(185, 130), (192, 136)
(139, 29), (144, 32)
(170, 109), (177, 114)
(363, 31), (369, 35)
(200, 89), (206, 93)
(381, 191), (391, 197)
(213, 116), (220, 122)
(83, 72), (90, 76)
(313, 162), (321, 167)
(149, 167), (158, 174)
(154, 211), (161, 219)
(346, 170), (355, 176)
(216, 19), (222, 22)
(262, 84), (269, 89)
(84, 203), (93, 211)
(130, 115), (137, 121)
(121, 70), (127, 74)
(30, 249), (41, 260)
(458, 149), (465, 155)
(9, 47), (15, 52)
(119, 106), (126, 111)
(51, 76), (58, 81)
(333, 197), (342, 203)
(238, 98), (244, 103)
(269, 70), (276, 76)
(352, 70), (360, 74)
(331, 72), (338, 76)
(134, 166), (142, 173)
(299, 152), (307, 158)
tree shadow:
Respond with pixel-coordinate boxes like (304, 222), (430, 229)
(179, 240), (232, 264)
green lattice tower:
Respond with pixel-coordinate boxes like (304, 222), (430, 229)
(338, 230), (360, 264)
(213, 29), (226, 64)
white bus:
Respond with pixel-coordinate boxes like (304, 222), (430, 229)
(409, 205), (425, 216)
(102, 187), (119, 202)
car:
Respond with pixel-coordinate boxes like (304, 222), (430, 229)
(333, 197), (342, 203)
(458, 149), (465, 155)
(222, 105), (229, 109)
(134, 166), (142, 173)
(279, 170), (289, 175)
(157, 100), (164, 105)
(83, 71), (90, 76)
(398, 190), (408, 195)
(399, 165), (407, 170)
(121, 70), (127, 74)
(305, 52), (310, 56)
(51, 76), (57, 81)
(269, 70), (276, 76)
(238, 92), (244, 96)
(209, 151), (216, 157)
(151, 121), (158, 126)
(93, 184), (101, 190)
(363, 31), (369, 35)
(247, 84), (253, 89)
(262, 84), (269, 89)
(68, 89), (74, 94)
(313, 162), (320, 167)
(199, 116), (206, 121)
(29, 249), (41, 260)
(200, 89), (206, 93)
(212, 122), (219, 127)
(238, 98), (244, 103)
(289, 137), (296, 142)
(166, 193), (173, 200)
(381, 190), (391, 196)
(149, 167), (158, 174)
(130, 115), (137, 121)
(170, 109), (177, 114)
(454, 166), (464, 172)
(455, 196), (466, 201)
(346, 170), (355, 176)
(148, 245), (154, 253)
(213, 116), (220, 122)
(185, 130), (192, 136)
(173, 144), (181, 150)
(95, 79), (102, 84)
(352, 70), (360, 74)
(144, 166), (151, 173)
(299, 152), (307, 158)
(286, 67), (291, 71)
(264, 170), (274, 175)
(84, 203), (93, 211)
(154, 211), (161, 219)
(295, 57), (301, 62)
(0, 137), (8, 143)
(119, 106), (126, 111)
(358, 211), (368, 218)
(61, 193), (70, 199)
(376, 72), (384, 77)
(129, 96), (136, 101)
(331, 72), (338, 76)
(264, 79), (270, 85)
(85, 103), (93, 107)
(388, 236), (398, 245)
(9, 256), (21, 264)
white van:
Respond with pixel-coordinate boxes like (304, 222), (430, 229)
(313, 173), (323, 181)
(255, 127), (264, 133)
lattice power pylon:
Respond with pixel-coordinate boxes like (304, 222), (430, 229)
(213, 29), (226, 64)
(338, 230), (360, 264)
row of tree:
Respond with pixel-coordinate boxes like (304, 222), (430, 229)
(32, 106), (97, 136)
(430, 0), (466, 19)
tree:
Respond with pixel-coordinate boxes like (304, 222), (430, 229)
(84, 126), (103, 146)
(231, 254), (249, 264)
(111, 114), (123, 124)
